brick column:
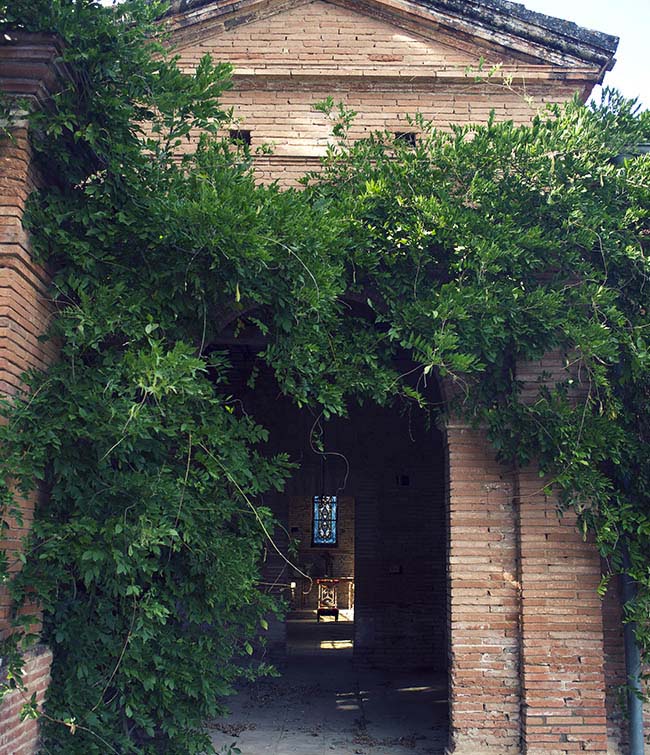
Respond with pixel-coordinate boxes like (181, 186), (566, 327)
(517, 471), (609, 754)
(514, 354), (610, 754)
(445, 422), (522, 754)
(0, 32), (68, 755)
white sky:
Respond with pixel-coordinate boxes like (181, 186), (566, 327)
(522, 0), (649, 108)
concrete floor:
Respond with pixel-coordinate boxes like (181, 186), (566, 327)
(208, 613), (448, 755)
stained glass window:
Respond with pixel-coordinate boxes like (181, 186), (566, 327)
(312, 495), (338, 546)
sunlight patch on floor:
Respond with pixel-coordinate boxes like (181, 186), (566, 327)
(320, 639), (354, 649)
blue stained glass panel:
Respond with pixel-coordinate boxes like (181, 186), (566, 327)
(313, 495), (338, 546)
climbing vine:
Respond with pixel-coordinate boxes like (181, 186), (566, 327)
(1, 1), (650, 753)
(307, 98), (650, 616)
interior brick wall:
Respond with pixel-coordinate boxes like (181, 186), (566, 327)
(352, 402), (446, 670)
(288, 495), (355, 611)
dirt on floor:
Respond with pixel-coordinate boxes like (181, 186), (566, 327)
(208, 614), (448, 755)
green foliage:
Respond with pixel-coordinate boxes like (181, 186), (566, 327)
(0, 2), (339, 753)
(307, 93), (650, 642)
(2, 0), (650, 751)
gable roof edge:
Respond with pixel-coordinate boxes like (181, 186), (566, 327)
(165, 0), (618, 80)
(417, 0), (618, 74)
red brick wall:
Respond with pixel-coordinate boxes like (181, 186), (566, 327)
(445, 422), (521, 754)
(0, 646), (52, 755)
(176, 1), (517, 71)
(0, 124), (55, 754)
(514, 354), (611, 754)
(0, 123), (56, 624)
(0, 127), (55, 396)
(517, 473), (609, 755)
(1, 35), (66, 752)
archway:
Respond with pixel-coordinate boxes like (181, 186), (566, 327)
(209, 336), (450, 754)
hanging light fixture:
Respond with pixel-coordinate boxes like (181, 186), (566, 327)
(312, 432), (338, 548)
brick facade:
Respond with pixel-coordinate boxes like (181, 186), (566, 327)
(0, 646), (52, 755)
(0, 3), (627, 754)
(446, 423), (521, 753)
(517, 474), (609, 755)
(167, 0), (614, 186)
(168, 2), (622, 753)
(0, 127), (54, 641)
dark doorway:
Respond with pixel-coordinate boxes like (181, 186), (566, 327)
(210, 344), (449, 753)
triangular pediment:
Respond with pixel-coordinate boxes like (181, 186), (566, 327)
(165, 0), (617, 77)
(170, 0), (520, 77)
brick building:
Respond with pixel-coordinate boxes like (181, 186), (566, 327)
(0, 1), (633, 753)
(0, 35), (65, 755)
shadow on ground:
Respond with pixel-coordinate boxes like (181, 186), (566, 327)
(208, 612), (448, 755)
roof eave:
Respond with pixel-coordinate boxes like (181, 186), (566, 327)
(164, 0), (619, 75)
(418, 0), (618, 70)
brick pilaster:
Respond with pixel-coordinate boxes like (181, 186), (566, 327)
(517, 470), (609, 755)
(0, 32), (68, 755)
(445, 423), (521, 754)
